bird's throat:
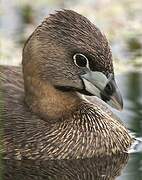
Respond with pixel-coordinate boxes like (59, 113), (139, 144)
(24, 77), (81, 122)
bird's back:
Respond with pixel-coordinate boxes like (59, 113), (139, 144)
(0, 66), (47, 159)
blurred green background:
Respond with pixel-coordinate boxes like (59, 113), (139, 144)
(0, 0), (142, 179)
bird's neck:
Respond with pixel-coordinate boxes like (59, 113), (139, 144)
(24, 77), (82, 122)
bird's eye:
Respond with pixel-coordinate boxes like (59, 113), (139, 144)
(73, 53), (89, 68)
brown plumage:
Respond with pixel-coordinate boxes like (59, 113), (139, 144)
(0, 10), (132, 160)
(4, 153), (128, 180)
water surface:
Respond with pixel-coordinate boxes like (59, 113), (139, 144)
(116, 71), (142, 179)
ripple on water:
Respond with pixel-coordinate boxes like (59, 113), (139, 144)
(128, 135), (142, 154)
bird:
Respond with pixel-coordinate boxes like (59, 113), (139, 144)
(0, 10), (132, 160)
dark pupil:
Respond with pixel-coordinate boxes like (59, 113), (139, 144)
(75, 55), (87, 67)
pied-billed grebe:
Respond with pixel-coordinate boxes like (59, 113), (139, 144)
(0, 10), (132, 160)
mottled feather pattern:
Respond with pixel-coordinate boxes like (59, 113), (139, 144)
(0, 10), (132, 160)
(4, 154), (128, 180)
(36, 10), (113, 76)
(0, 67), (131, 160)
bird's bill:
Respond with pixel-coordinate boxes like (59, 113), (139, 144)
(81, 71), (123, 110)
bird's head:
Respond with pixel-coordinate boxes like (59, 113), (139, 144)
(22, 10), (123, 112)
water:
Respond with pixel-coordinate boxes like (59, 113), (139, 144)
(116, 72), (142, 136)
(116, 72), (142, 179)
(3, 154), (130, 180)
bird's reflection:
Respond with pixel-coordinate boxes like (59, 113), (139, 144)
(4, 153), (128, 180)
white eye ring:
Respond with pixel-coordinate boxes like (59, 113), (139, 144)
(73, 53), (89, 69)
